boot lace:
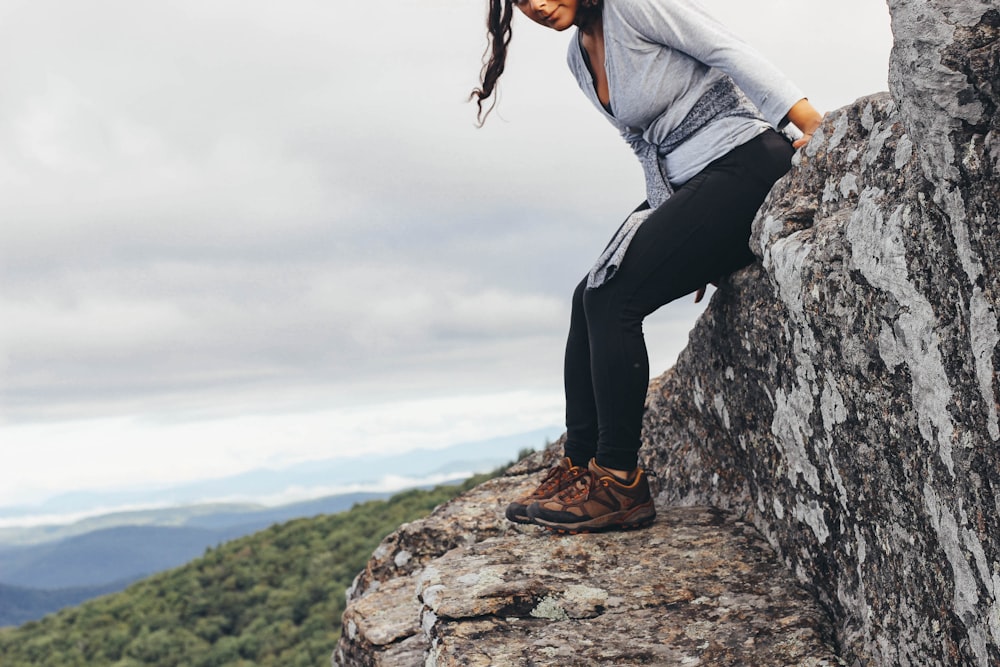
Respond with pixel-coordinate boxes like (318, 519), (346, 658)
(536, 462), (581, 495)
(554, 471), (595, 504)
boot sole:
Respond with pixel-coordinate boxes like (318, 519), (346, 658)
(505, 504), (535, 524)
(532, 505), (656, 534)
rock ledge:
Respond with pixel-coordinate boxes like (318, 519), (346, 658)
(334, 452), (840, 666)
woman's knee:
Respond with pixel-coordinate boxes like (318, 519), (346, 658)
(581, 280), (606, 316)
(569, 277), (590, 328)
(572, 277), (588, 308)
(582, 282), (642, 332)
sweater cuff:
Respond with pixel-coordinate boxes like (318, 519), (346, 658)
(758, 81), (807, 130)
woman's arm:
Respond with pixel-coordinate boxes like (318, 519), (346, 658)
(614, 0), (807, 130)
(785, 98), (824, 148)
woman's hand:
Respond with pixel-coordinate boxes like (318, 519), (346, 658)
(786, 98), (824, 149)
(792, 133), (814, 149)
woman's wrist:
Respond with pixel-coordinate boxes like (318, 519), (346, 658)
(787, 98), (824, 136)
(785, 98), (824, 148)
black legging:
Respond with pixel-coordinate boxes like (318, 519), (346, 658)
(563, 129), (795, 470)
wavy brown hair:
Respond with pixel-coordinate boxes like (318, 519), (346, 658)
(471, 0), (602, 126)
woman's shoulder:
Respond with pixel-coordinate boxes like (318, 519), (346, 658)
(602, 0), (640, 21)
(604, 0), (701, 29)
(603, 0), (717, 48)
(602, 0), (669, 38)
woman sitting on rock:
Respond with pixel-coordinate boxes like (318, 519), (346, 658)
(472, 0), (822, 533)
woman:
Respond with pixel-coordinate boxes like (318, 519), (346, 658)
(472, 0), (822, 533)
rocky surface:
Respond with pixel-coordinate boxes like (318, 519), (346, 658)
(334, 449), (840, 666)
(334, 0), (998, 665)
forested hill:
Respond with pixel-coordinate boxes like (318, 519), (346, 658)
(0, 473), (493, 667)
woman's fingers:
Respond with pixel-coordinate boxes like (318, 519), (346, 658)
(792, 133), (813, 148)
(694, 280), (721, 303)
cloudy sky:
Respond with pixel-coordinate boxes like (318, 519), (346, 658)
(0, 0), (893, 509)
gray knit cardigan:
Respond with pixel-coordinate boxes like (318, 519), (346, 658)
(571, 0), (805, 287)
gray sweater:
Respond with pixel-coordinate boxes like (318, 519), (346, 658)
(567, 0), (805, 198)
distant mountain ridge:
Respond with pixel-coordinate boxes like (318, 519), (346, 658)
(0, 489), (405, 625)
(0, 525), (226, 589)
(0, 476), (491, 663)
(0, 491), (392, 550)
(0, 428), (555, 627)
(0, 580), (135, 628)
(0, 426), (559, 535)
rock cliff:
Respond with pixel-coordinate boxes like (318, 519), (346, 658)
(643, 0), (999, 661)
(334, 0), (999, 664)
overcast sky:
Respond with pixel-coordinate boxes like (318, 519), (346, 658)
(0, 0), (893, 508)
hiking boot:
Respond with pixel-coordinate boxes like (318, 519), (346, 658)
(526, 459), (656, 533)
(505, 457), (585, 524)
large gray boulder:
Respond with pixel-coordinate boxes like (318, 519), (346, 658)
(334, 0), (998, 664)
(645, 0), (999, 663)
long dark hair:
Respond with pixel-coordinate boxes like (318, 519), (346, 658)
(471, 0), (602, 126)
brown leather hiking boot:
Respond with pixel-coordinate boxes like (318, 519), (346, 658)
(505, 457), (585, 524)
(526, 459), (656, 533)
